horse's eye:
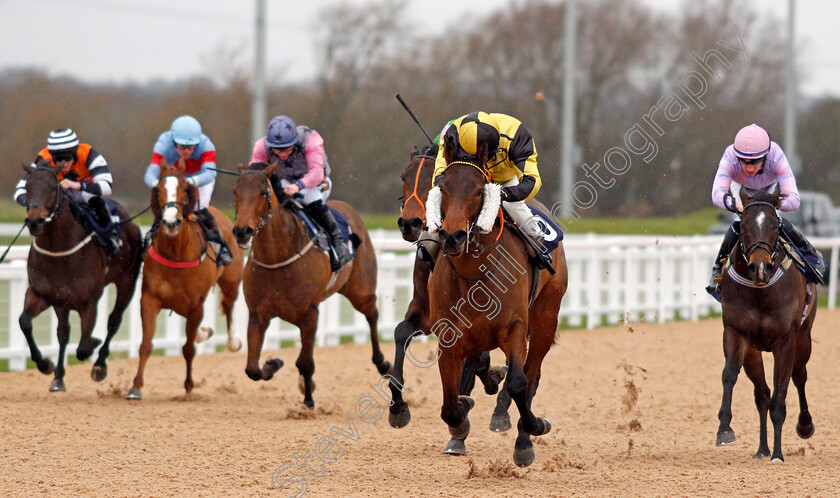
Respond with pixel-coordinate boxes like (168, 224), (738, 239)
(400, 173), (406, 181)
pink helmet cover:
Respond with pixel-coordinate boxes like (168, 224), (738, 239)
(733, 123), (770, 159)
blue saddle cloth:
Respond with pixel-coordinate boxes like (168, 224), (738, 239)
(296, 207), (358, 270)
(527, 205), (564, 253)
(71, 197), (122, 239)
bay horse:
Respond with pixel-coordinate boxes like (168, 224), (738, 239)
(126, 163), (244, 400)
(389, 146), (512, 450)
(427, 138), (568, 467)
(715, 184), (817, 462)
(20, 165), (143, 391)
(232, 162), (390, 409)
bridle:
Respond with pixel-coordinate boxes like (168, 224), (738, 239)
(28, 167), (66, 223)
(400, 154), (435, 225)
(238, 170), (284, 232)
(738, 200), (782, 264)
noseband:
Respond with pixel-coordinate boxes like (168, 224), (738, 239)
(441, 161), (504, 257)
(739, 200), (781, 263)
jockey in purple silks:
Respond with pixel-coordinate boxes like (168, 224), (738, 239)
(706, 123), (827, 298)
(250, 115), (351, 266)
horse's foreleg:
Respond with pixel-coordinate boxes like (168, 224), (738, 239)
(49, 307), (71, 392)
(19, 289), (53, 375)
(244, 312), (282, 381)
(438, 350), (473, 456)
(183, 310), (202, 394)
(387, 316), (424, 429)
(716, 327), (747, 447)
(127, 294), (161, 400)
(793, 324), (814, 440)
(742, 348), (770, 459)
(217, 272), (242, 352)
(95, 274), (138, 381)
(295, 308), (319, 409)
(768, 336), (796, 463)
(76, 300), (101, 362)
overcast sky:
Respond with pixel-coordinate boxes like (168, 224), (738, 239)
(0, 0), (837, 97)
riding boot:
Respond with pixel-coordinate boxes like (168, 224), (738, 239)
(196, 208), (233, 266)
(304, 201), (352, 267)
(706, 221), (740, 298)
(519, 217), (554, 274)
(89, 196), (122, 255)
(782, 219), (827, 285)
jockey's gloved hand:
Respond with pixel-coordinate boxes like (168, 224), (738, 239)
(723, 193), (739, 213)
(500, 187), (511, 202)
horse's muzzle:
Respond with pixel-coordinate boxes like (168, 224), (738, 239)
(160, 218), (182, 236)
(747, 261), (772, 285)
(25, 217), (45, 235)
(439, 229), (467, 257)
(233, 225), (254, 247)
(397, 216), (424, 242)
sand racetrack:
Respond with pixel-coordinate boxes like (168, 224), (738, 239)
(2, 309), (840, 496)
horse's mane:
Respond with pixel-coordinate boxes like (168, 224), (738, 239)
(247, 161), (271, 171)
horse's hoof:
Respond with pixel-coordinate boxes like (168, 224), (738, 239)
(770, 457), (785, 464)
(513, 446), (536, 468)
(376, 360), (392, 376)
(449, 417), (471, 439)
(797, 422), (815, 439)
(76, 338), (101, 361)
(535, 417), (552, 436)
(489, 413), (512, 432)
(196, 327), (214, 343)
(227, 338), (242, 352)
(442, 438), (467, 456)
(262, 358), (284, 380)
(303, 399), (315, 410)
(49, 378), (66, 392)
(125, 389), (142, 401)
(91, 365), (107, 382)
(459, 395), (475, 412)
(715, 430), (736, 446)
(489, 365), (508, 382)
(388, 405), (411, 429)
(38, 360), (55, 376)
(298, 375), (315, 395)
(752, 449), (770, 460)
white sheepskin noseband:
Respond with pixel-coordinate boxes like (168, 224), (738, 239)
(476, 183), (501, 233)
(425, 183), (501, 234)
(425, 186), (442, 232)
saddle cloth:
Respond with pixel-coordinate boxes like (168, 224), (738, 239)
(296, 207), (360, 271)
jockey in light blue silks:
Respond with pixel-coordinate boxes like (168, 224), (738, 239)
(144, 115), (233, 266)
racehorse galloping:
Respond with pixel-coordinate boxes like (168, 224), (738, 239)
(428, 138), (568, 467)
(232, 162), (390, 409)
(20, 165), (143, 391)
(127, 164), (244, 400)
(716, 184), (817, 462)
(389, 146), (510, 445)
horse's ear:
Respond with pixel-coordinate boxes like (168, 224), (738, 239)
(738, 188), (751, 208)
(184, 184), (198, 217)
(238, 163), (246, 173)
(265, 161), (278, 177)
(410, 146), (419, 159)
(767, 183), (782, 207)
(150, 186), (162, 219)
(22, 163), (34, 174)
(159, 157), (168, 170)
(175, 158), (187, 175)
(475, 140), (491, 168)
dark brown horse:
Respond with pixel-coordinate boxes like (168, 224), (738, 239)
(389, 147), (510, 446)
(126, 165), (244, 400)
(428, 139), (568, 467)
(19, 165), (143, 391)
(716, 184), (817, 462)
(232, 162), (390, 408)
